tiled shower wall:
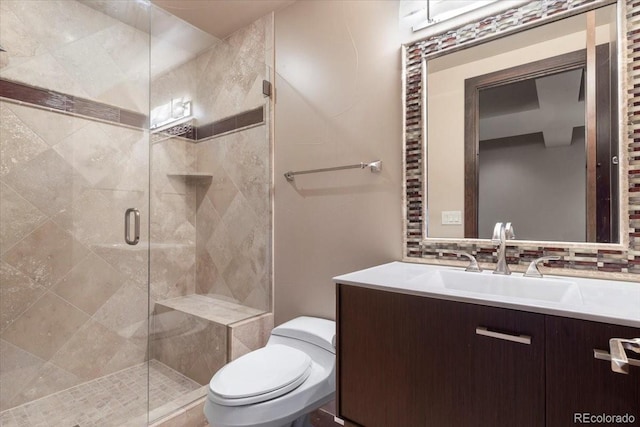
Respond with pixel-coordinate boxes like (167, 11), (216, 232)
(152, 14), (273, 312)
(0, 104), (150, 411)
(0, 0), (273, 413)
(0, 0), (151, 412)
(195, 14), (273, 313)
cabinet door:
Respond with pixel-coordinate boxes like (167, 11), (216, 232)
(469, 305), (546, 427)
(337, 284), (473, 426)
(337, 284), (545, 427)
(546, 316), (640, 426)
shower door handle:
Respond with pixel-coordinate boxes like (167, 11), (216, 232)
(124, 208), (140, 245)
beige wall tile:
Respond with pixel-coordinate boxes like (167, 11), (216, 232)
(202, 166), (240, 218)
(1, 220), (89, 290)
(150, 193), (196, 244)
(241, 281), (270, 312)
(52, 252), (125, 316)
(8, 361), (80, 410)
(104, 336), (148, 375)
(50, 319), (127, 380)
(0, 261), (46, 333)
(2, 149), (90, 218)
(0, 339), (45, 411)
(1, 52), (91, 99)
(195, 250), (220, 296)
(4, 102), (86, 147)
(1, 292), (89, 360)
(93, 281), (148, 340)
(194, 195), (221, 248)
(0, 103), (49, 177)
(229, 312), (273, 360)
(54, 122), (127, 187)
(150, 245), (197, 301)
(92, 244), (149, 287)
(0, 182), (47, 255)
(0, 4), (45, 70)
(51, 190), (122, 248)
(152, 305), (227, 385)
(2, 1), (116, 51)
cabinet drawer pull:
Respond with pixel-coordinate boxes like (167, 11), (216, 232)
(475, 326), (531, 345)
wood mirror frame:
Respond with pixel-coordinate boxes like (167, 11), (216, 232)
(402, 0), (639, 278)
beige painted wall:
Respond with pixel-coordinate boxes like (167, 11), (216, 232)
(274, 0), (403, 324)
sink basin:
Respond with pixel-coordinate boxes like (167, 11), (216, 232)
(429, 269), (582, 304)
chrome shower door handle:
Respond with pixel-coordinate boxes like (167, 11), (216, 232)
(124, 208), (140, 245)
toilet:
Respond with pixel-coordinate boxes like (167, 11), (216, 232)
(204, 316), (336, 427)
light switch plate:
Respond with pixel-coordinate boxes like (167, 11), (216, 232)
(441, 210), (462, 225)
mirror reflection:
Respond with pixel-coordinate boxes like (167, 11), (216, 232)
(426, 3), (618, 243)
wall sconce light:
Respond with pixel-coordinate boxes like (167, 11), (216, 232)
(150, 98), (192, 130)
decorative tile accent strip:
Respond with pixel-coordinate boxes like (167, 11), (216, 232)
(0, 78), (147, 128)
(196, 106), (264, 140)
(0, 77), (264, 142)
(403, 0), (640, 277)
(152, 106), (264, 143)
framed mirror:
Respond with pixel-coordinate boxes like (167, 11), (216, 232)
(425, 3), (618, 243)
(402, 0), (638, 276)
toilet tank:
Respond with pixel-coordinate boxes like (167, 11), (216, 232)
(270, 316), (336, 354)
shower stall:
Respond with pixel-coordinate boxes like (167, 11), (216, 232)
(0, 1), (273, 425)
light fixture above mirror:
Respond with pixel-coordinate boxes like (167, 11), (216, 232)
(411, 1), (500, 30)
(400, 0), (530, 39)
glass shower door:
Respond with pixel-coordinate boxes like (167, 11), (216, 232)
(0, 1), (151, 425)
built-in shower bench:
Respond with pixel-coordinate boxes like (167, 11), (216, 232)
(152, 294), (273, 385)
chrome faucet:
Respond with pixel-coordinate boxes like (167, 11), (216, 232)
(492, 222), (514, 275)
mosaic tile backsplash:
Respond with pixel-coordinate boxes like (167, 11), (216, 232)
(404, 0), (640, 277)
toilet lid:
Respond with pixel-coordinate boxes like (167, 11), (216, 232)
(209, 344), (312, 404)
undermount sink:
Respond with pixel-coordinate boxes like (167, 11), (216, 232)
(429, 269), (582, 304)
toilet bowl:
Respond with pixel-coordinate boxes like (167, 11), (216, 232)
(204, 316), (336, 427)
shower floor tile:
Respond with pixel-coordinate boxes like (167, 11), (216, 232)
(0, 360), (201, 427)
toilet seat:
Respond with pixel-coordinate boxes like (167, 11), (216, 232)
(209, 344), (312, 406)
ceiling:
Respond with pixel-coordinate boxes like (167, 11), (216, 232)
(151, 0), (296, 39)
(479, 69), (585, 148)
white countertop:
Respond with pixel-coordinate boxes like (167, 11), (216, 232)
(333, 262), (640, 328)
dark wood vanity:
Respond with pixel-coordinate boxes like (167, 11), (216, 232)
(336, 283), (640, 427)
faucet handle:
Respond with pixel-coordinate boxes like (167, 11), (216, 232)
(450, 251), (482, 272)
(491, 222), (503, 243)
(504, 222), (515, 240)
(491, 222), (515, 243)
(524, 256), (561, 278)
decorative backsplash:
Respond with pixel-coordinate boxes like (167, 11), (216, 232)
(403, 0), (640, 277)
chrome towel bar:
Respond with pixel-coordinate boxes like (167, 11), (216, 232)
(284, 160), (382, 182)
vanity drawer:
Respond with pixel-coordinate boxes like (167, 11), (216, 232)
(336, 284), (545, 427)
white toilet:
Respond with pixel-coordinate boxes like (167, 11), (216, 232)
(204, 316), (336, 427)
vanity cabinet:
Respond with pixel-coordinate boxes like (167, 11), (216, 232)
(546, 316), (640, 426)
(336, 283), (640, 427)
(336, 284), (545, 427)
